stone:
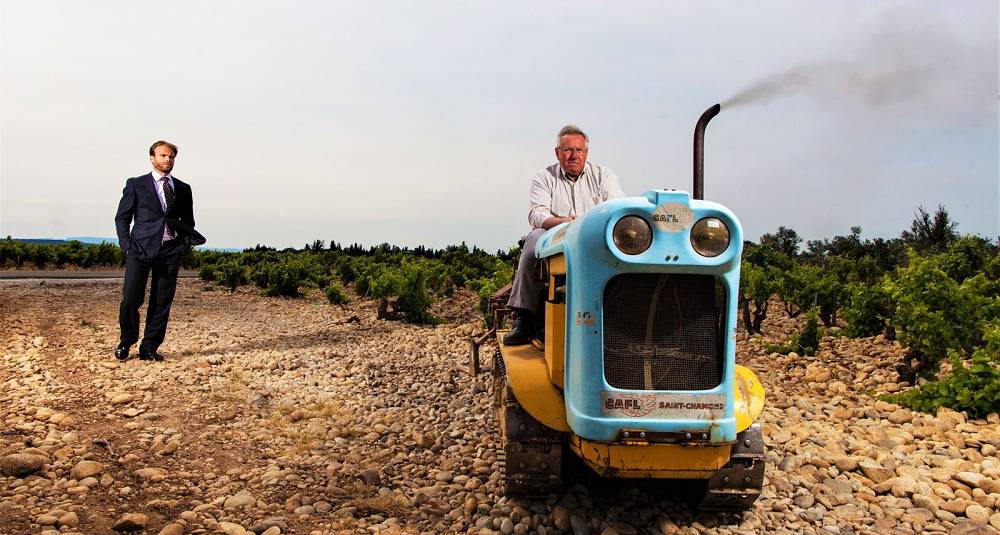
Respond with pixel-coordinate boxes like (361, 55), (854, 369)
(913, 493), (940, 511)
(57, 511), (79, 528)
(553, 505), (571, 531)
(224, 490), (256, 509)
(0, 453), (46, 477)
(943, 499), (972, 515)
(902, 508), (935, 523)
(135, 467), (168, 481)
(954, 472), (986, 490)
(250, 517), (288, 533)
(950, 520), (996, 534)
(70, 460), (104, 480)
(887, 409), (912, 424)
(833, 456), (858, 472)
(261, 528), (281, 535)
(657, 517), (679, 534)
(891, 476), (918, 497)
(113, 513), (149, 532)
(793, 493), (816, 508)
(569, 514), (591, 535)
(359, 468), (380, 485)
(36, 514), (59, 526)
(822, 478), (853, 497)
(157, 524), (185, 535)
(965, 504), (991, 524)
(219, 522), (250, 535)
(859, 461), (894, 484)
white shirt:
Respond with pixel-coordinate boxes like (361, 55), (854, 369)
(151, 171), (177, 241)
(527, 161), (626, 229)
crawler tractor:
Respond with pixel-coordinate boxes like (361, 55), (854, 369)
(471, 104), (766, 511)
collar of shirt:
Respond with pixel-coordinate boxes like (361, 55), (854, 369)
(151, 171), (174, 190)
(557, 163), (587, 184)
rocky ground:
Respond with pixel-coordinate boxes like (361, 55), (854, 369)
(0, 279), (998, 535)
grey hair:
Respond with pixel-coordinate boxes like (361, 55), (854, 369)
(556, 125), (589, 146)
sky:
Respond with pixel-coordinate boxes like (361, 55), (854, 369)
(1, 1), (997, 252)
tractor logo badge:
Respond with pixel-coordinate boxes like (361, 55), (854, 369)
(576, 311), (594, 327)
(652, 203), (693, 232)
(602, 394), (657, 417)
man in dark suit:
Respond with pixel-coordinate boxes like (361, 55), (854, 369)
(114, 140), (197, 361)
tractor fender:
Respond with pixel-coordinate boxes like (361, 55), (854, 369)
(734, 365), (765, 432)
(495, 341), (571, 433)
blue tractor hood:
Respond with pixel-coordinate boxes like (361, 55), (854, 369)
(534, 189), (745, 444)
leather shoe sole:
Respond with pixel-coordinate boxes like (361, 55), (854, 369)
(138, 351), (164, 362)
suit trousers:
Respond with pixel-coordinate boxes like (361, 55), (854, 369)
(119, 239), (184, 352)
(507, 228), (548, 314)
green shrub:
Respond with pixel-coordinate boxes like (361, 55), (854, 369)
(325, 284), (350, 305)
(468, 260), (514, 327)
(199, 266), (216, 282)
(843, 281), (892, 338)
(216, 260), (248, 292)
(766, 307), (821, 356)
(252, 260), (310, 297)
(939, 236), (993, 283)
(886, 321), (1000, 418)
(886, 252), (981, 377)
(396, 265), (437, 324)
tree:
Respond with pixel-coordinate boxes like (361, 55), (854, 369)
(759, 226), (802, 258)
(901, 205), (958, 253)
(739, 262), (779, 335)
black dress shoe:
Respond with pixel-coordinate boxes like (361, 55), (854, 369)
(114, 345), (130, 361)
(138, 349), (164, 362)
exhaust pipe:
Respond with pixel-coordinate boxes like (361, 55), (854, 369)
(693, 103), (721, 200)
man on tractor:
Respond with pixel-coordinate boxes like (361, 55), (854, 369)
(504, 125), (626, 346)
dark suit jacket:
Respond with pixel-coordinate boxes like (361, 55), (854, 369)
(115, 173), (196, 261)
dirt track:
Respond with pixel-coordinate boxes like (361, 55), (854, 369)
(1, 279), (998, 535)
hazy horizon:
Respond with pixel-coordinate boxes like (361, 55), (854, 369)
(2, 1), (997, 251)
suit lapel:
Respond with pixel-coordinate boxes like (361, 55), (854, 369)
(141, 173), (165, 216)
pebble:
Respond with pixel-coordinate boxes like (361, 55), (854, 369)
(224, 490), (256, 509)
(69, 460), (103, 480)
(0, 453), (46, 477)
(157, 524), (184, 535)
(112, 513), (148, 532)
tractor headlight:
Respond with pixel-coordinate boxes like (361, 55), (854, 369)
(690, 217), (730, 257)
(612, 216), (652, 255)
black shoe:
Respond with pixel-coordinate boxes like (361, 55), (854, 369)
(114, 345), (130, 361)
(138, 348), (164, 362)
(503, 310), (535, 346)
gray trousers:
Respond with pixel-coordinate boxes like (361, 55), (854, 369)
(508, 228), (548, 314)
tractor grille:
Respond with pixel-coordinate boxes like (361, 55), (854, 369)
(603, 274), (725, 391)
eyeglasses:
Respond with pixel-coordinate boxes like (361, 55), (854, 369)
(557, 147), (588, 154)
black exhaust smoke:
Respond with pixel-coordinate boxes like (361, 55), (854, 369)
(692, 103), (721, 201)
